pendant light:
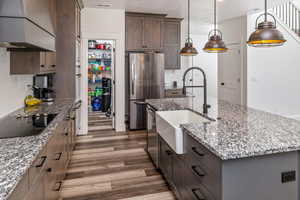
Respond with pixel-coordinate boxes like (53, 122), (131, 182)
(203, 0), (228, 53)
(180, 0), (198, 56)
(247, 0), (286, 47)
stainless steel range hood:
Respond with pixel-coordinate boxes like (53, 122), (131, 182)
(0, 0), (55, 51)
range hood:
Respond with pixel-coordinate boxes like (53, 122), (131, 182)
(0, 0), (55, 51)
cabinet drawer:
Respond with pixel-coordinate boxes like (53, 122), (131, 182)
(165, 89), (183, 97)
(28, 148), (47, 187)
(185, 163), (221, 200)
(182, 180), (215, 200)
(8, 172), (29, 200)
(184, 134), (222, 199)
(25, 174), (45, 200)
(185, 134), (221, 176)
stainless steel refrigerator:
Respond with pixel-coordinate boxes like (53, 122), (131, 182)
(127, 52), (165, 130)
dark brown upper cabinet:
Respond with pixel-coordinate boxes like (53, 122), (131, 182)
(10, 52), (56, 75)
(126, 13), (166, 51)
(163, 18), (182, 70)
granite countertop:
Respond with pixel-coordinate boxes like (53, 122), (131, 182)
(0, 99), (74, 200)
(146, 97), (300, 160)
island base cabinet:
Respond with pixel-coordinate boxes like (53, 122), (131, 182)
(159, 136), (174, 184)
(25, 175), (46, 200)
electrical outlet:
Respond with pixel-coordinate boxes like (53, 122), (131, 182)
(281, 171), (296, 183)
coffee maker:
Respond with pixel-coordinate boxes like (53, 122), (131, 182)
(33, 74), (55, 102)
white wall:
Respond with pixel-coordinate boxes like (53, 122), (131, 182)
(0, 48), (33, 118)
(247, 12), (300, 119)
(81, 8), (126, 132)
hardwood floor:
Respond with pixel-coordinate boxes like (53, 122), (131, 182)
(60, 112), (176, 200)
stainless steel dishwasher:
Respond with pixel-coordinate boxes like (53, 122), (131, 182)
(146, 105), (159, 168)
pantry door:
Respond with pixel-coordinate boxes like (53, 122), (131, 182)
(218, 45), (243, 105)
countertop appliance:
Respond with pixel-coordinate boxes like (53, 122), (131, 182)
(127, 52), (165, 130)
(0, 0), (55, 51)
(33, 74), (55, 102)
(0, 113), (57, 139)
(147, 105), (158, 167)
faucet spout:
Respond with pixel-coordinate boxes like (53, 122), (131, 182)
(182, 67), (210, 115)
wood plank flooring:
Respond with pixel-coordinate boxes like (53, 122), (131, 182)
(60, 112), (176, 200)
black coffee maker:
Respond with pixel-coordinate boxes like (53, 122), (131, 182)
(33, 74), (55, 102)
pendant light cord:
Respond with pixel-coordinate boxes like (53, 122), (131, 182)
(265, 0), (267, 22)
(188, 0), (191, 40)
(214, 0), (217, 35)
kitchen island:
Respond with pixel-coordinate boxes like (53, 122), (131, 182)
(146, 97), (300, 200)
(0, 100), (76, 200)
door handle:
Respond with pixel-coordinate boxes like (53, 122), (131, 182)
(35, 156), (47, 168)
(191, 166), (206, 178)
(130, 62), (136, 96)
(165, 150), (173, 156)
(134, 101), (147, 106)
(53, 181), (63, 192)
(55, 152), (63, 160)
(191, 147), (205, 157)
(221, 82), (225, 86)
(191, 189), (206, 200)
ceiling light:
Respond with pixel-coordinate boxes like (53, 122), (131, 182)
(247, 0), (286, 47)
(180, 0), (198, 56)
(203, 0), (228, 53)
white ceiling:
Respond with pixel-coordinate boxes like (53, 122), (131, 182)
(83, 0), (289, 23)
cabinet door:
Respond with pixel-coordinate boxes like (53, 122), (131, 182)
(173, 155), (186, 199)
(159, 137), (173, 183)
(164, 20), (181, 69)
(144, 17), (163, 49)
(45, 52), (56, 72)
(10, 52), (41, 74)
(39, 52), (48, 73)
(126, 16), (144, 50)
(25, 175), (46, 200)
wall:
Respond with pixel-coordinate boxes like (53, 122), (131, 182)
(0, 48), (32, 118)
(247, 12), (300, 119)
(81, 8), (126, 132)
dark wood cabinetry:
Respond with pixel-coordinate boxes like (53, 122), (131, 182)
(8, 107), (77, 200)
(163, 18), (182, 70)
(159, 137), (174, 184)
(126, 13), (165, 51)
(157, 135), (222, 200)
(10, 52), (56, 74)
(125, 13), (182, 70)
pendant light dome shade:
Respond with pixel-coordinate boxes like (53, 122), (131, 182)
(203, 0), (228, 53)
(247, 13), (286, 47)
(180, 0), (198, 56)
(203, 30), (228, 53)
(180, 38), (198, 56)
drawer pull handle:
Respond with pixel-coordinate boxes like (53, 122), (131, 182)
(192, 189), (206, 200)
(35, 156), (47, 168)
(55, 152), (63, 160)
(53, 181), (63, 192)
(192, 166), (205, 178)
(192, 147), (205, 157)
(165, 150), (173, 156)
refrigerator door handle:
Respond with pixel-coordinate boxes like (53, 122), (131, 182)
(131, 63), (135, 96)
